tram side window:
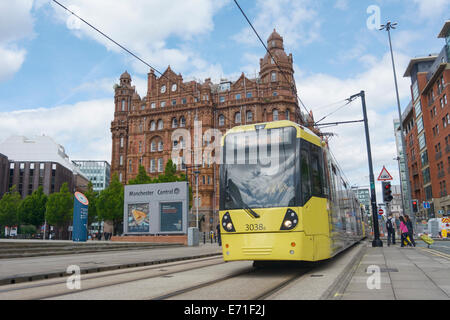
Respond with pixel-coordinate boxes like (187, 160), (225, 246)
(300, 148), (312, 203)
(310, 145), (324, 197)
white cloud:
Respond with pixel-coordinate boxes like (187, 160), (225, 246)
(334, 0), (348, 11)
(232, 0), (321, 48)
(0, 0), (35, 81)
(0, 46), (27, 82)
(411, 0), (450, 20)
(48, 0), (228, 76)
(0, 99), (114, 161)
(297, 51), (411, 188)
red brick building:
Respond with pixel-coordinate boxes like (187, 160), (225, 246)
(402, 21), (450, 219)
(111, 30), (309, 231)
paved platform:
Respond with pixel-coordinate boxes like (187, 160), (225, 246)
(0, 242), (222, 286)
(336, 242), (450, 300)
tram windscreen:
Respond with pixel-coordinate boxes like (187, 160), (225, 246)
(221, 126), (296, 210)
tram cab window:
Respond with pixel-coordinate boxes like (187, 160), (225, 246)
(300, 140), (325, 204)
(300, 148), (312, 203)
(310, 145), (323, 197)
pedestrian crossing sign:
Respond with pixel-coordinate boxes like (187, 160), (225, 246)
(377, 166), (393, 181)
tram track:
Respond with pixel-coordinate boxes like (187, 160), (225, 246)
(0, 256), (226, 300)
(161, 262), (316, 300)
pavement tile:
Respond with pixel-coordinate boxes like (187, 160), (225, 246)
(394, 288), (449, 300)
(391, 280), (440, 289)
(341, 292), (395, 300)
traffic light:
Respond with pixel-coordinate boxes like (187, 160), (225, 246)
(382, 182), (393, 202)
(412, 200), (418, 213)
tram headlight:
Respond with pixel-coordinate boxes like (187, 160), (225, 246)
(283, 220), (293, 229)
(280, 209), (298, 231)
(221, 212), (236, 232)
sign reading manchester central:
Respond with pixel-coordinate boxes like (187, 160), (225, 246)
(124, 181), (188, 235)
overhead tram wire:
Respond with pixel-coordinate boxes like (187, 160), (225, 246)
(232, 0), (311, 118)
(52, 0), (220, 117)
(314, 98), (355, 125)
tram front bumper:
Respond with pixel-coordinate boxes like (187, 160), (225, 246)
(221, 231), (316, 261)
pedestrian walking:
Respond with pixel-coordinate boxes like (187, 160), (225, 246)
(404, 215), (416, 247)
(386, 214), (396, 246)
(216, 223), (221, 247)
(399, 216), (412, 247)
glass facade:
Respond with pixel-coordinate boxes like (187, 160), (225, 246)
(72, 160), (111, 192)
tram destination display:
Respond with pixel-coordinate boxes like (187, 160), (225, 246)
(124, 181), (188, 235)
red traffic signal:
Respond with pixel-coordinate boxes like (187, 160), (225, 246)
(412, 200), (418, 213)
(382, 182), (393, 202)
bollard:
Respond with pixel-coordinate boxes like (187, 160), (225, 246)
(203, 232), (206, 244)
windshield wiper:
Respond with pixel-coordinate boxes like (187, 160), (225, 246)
(226, 179), (260, 219)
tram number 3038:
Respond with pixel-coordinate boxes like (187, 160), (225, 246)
(245, 223), (266, 231)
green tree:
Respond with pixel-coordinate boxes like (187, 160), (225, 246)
(128, 165), (152, 184)
(152, 160), (192, 208)
(0, 186), (22, 228)
(18, 186), (47, 228)
(45, 183), (73, 239)
(154, 159), (187, 183)
(97, 174), (124, 234)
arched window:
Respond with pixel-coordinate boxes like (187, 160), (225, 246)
(157, 119), (163, 130)
(271, 72), (276, 82)
(158, 140), (163, 151)
(180, 116), (186, 127)
(121, 99), (125, 111)
(246, 111), (253, 123)
(235, 112), (241, 124)
(150, 121), (156, 131)
(218, 114), (225, 126)
(273, 109), (278, 121)
(285, 109), (290, 120)
(172, 117), (178, 128)
(151, 141), (157, 152)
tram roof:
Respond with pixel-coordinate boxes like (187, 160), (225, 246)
(222, 120), (322, 147)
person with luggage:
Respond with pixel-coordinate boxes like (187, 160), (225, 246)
(399, 216), (412, 247)
(404, 215), (416, 247)
(386, 214), (396, 246)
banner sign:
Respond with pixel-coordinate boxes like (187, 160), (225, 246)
(124, 181), (188, 235)
(72, 192), (89, 242)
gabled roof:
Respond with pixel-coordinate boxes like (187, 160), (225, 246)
(438, 20), (450, 38)
(403, 56), (437, 77)
(231, 73), (254, 89)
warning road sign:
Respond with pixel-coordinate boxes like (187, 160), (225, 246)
(377, 166), (393, 181)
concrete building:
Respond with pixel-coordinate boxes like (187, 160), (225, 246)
(0, 135), (89, 198)
(0, 153), (9, 199)
(110, 30), (314, 232)
(393, 118), (411, 215)
(402, 20), (450, 219)
(353, 188), (371, 216)
(72, 160), (111, 192)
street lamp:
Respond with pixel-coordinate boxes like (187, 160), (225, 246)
(380, 21), (415, 225)
(194, 170), (200, 229)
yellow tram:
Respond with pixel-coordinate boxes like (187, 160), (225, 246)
(219, 120), (367, 263)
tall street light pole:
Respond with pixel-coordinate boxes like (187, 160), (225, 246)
(348, 91), (383, 247)
(379, 21), (415, 226)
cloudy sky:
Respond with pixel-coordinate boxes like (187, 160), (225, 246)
(0, 0), (449, 195)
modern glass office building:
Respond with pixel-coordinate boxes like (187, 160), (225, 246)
(72, 160), (111, 192)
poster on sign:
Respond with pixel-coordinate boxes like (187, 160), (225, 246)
(160, 202), (183, 232)
(127, 203), (150, 233)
